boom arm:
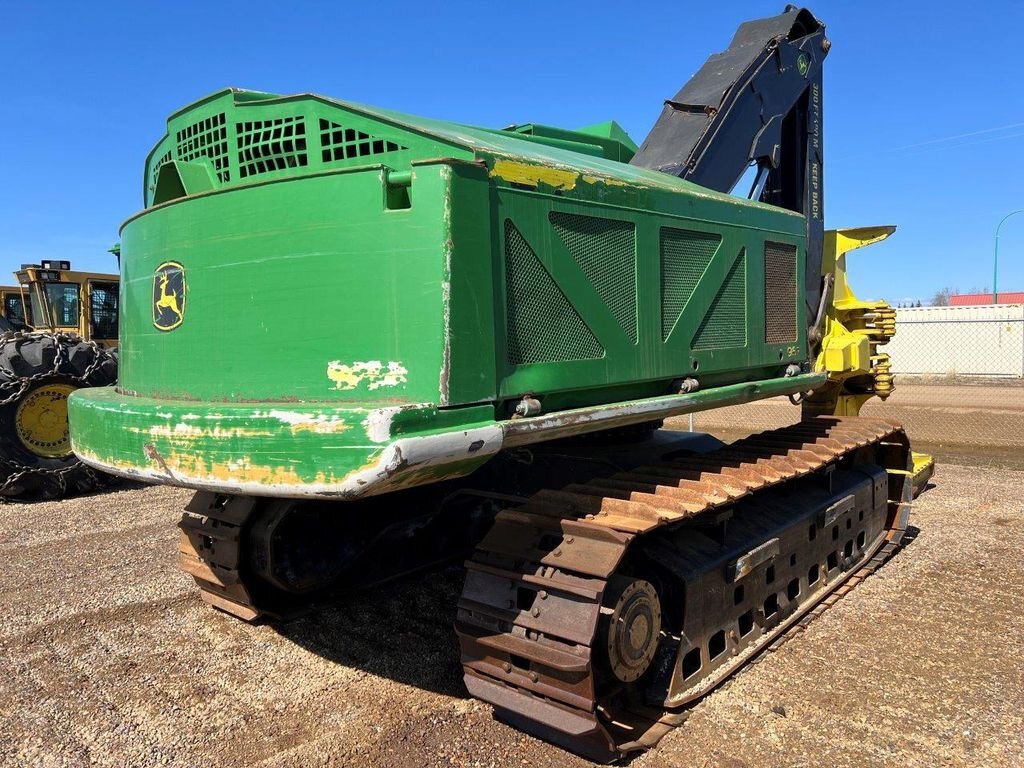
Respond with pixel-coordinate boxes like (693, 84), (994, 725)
(630, 5), (828, 332)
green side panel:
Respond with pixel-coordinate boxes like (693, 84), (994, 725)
(491, 184), (805, 406)
(441, 162), (498, 407)
(120, 166), (454, 403)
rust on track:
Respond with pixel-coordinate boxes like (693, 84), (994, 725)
(456, 415), (913, 761)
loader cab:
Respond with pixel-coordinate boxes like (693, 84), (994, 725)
(0, 285), (33, 327)
(14, 261), (120, 347)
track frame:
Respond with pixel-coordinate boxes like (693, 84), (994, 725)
(456, 416), (913, 761)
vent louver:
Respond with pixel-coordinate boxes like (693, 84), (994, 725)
(504, 220), (604, 365)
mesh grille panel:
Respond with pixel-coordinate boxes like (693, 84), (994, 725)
(504, 220), (604, 365)
(176, 113), (230, 182)
(693, 249), (747, 350)
(237, 117), (308, 178)
(660, 228), (722, 340)
(765, 241), (798, 344)
(149, 150), (172, 192)
(550, 212), (637, 343)
(319, 119), (407, 164)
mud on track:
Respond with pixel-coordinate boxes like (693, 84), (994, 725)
(1, 463), (1022, 767)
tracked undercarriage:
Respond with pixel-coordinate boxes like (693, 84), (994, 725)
(457, 416), (912, 760)
(177, 415), (912, 760)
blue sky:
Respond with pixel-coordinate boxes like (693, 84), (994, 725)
(2, 0), (1022, 304)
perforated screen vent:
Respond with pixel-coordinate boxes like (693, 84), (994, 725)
(150, 150), (172, 192)
(319, 119), (407, 164)
(237, 116), (308, 179)
(504, 220), (603, 365)
(660, 227), (722, 340)
(176, 113), (230, 182)
(692, 249), (747, 350)
(550, 212), (637, 343)
(764, 241), (798, 344)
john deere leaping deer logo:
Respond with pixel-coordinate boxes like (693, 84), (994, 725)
(153, 261), (186, 331)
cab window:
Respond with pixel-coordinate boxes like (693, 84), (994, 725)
(44, 283), (81, 327)
(89, 281), (119, 340)
(4, 293), (27, 324)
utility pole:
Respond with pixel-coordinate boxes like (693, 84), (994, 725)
(994, 210), (1024, 303)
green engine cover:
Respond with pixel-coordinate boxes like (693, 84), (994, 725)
(68, 88), (819, 499)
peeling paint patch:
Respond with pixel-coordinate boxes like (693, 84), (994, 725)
(267, 409), (351, 435)
(327, 360), (408, 391)
(363, 407), (401, 443)
(440, 177), (453, 405)
(143, 442), (174, 478)
(582, 174), (630, 188)
(134, 423), (274, 439)
(490, 159), (578, 190)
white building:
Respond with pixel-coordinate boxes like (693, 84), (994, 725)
(887, 304), (1024, 377)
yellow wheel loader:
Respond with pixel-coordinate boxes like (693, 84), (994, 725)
(0, 260), (118, 498)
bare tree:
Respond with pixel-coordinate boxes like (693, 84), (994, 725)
(931, 287), (953, 306)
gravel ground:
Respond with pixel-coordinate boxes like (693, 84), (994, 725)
(678, 384), (1024, 454)
(1, 463), (1022, 768)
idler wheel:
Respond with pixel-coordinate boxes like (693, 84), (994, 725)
(247, 500), (366, 596)
(601, 576), (663, 683)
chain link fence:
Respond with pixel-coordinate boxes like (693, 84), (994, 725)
(672, 303), (1024, 468)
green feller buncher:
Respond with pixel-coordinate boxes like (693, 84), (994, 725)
(0, 260), (118, 498)
(68, 6), (928, 760)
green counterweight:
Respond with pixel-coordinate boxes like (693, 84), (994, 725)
(68, 88), (817, 498)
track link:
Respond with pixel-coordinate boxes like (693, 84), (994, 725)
(177, 488), (498, 622)
(456, 416), (913, 761)
(177, 493), (263, 620)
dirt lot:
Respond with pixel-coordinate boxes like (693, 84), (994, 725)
(2, 461), (1023, 768)
(682, 383), (1024, 456)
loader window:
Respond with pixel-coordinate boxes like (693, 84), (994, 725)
(43, 283), (81, 327)
(4, 294), (27, 324)
(89, 281), (119, 340)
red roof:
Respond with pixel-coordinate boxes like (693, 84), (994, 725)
(949, 292), (1024, 306)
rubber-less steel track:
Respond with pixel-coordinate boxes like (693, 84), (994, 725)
(178, 494), (264, 620)
(456, 416), (913, 761)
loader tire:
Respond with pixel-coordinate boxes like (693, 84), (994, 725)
(0, 333), (118, 500)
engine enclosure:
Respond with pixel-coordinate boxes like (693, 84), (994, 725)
(69, 88), (814, 499)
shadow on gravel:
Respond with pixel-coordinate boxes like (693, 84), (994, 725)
(266, 461), (930, 704)
(95, 478), (153, 495)
(902, 524), (922, 545)
(266, 528), (927, 703)
(1, 477), (153, 505)
(272, 564), (470, 698)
